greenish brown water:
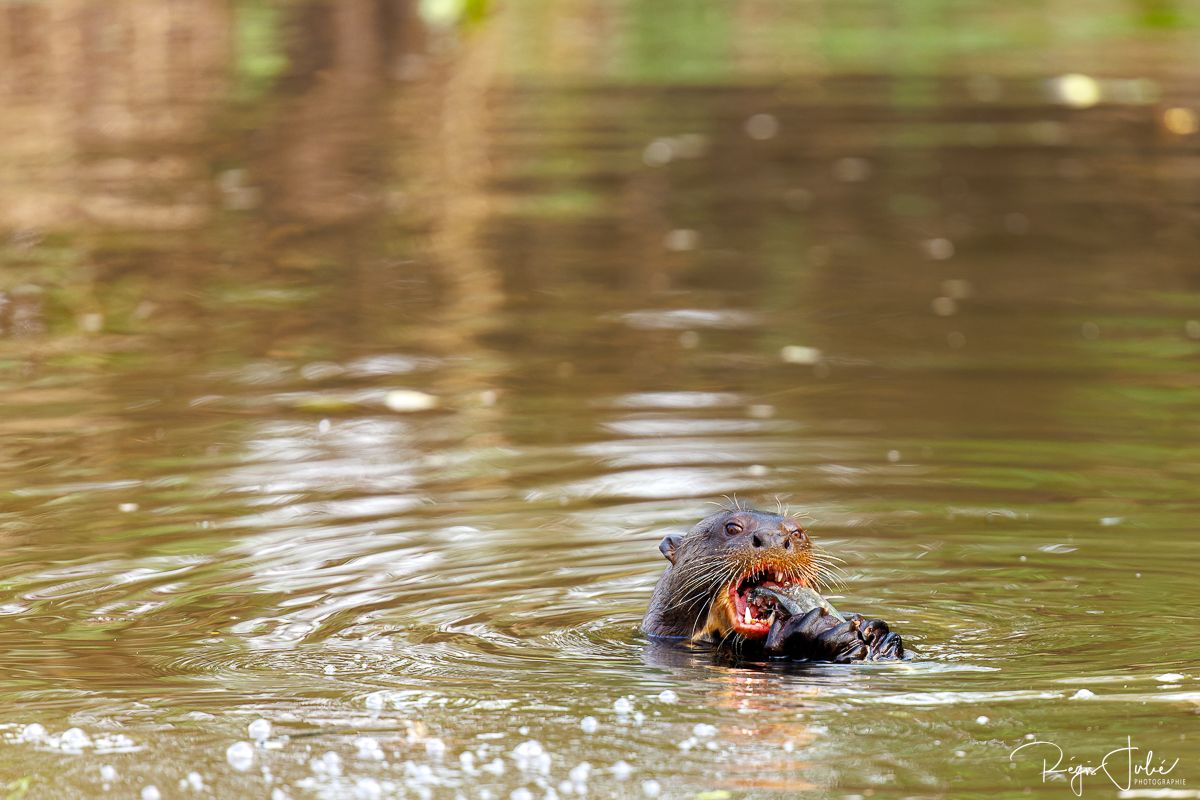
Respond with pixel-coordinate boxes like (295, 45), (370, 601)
(1, 2), (1199, 798)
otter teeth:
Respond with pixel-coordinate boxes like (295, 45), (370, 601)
(744, 607), (752, 624)
(775, 571), (783, 583)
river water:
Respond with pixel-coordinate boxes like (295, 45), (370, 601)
(1, 2), (1198, 798)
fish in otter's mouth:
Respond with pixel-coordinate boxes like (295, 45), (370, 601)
(715, 564), (810, 639)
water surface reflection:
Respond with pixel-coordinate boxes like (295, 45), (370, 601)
(2, 1), (1199, 798)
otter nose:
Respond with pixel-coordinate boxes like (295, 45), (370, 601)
(748, 525), (806, 551)
(750, 527), (791, 549)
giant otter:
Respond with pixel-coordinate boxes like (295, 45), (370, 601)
(642, 507), (904, 662)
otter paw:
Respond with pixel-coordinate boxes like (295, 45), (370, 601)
(764, 608), (867, 662)
(860, 618), (905, 661)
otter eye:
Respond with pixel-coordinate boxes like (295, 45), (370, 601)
(724, 522), (742, 536)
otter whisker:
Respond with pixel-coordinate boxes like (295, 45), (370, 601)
(664, 556), (742, 615)
(810, 557), (849, 573)
(812, 565), (847, 590)
(687, 566), (735, 640)
(811, 551), (846, 565)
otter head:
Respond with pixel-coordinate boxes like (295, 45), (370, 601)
(643, 507), (824, 642)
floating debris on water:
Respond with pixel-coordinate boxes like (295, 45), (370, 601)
(832, 157), (871, 182)
(580, 716), (598, 734)
(643, 138), (675, 167)
(1161, 107), (1200, 136)
(923, 237), (955, 260)
(1050, 73), (1101, 108)
(746, 404), (774, 419)
(780, 345), (822, 365)
(931, 296), (958, 317)
(384, 390), (438, 413)
(664, 229), (698, 252)
(1071, 689), (1096, 700)
(745, 113), (780, 140)
(656, 690), (678, 704)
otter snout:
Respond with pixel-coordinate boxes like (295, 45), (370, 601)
(729, 515), (808, 556)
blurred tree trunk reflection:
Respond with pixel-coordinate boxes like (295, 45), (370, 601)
(0, 0), (231, 232)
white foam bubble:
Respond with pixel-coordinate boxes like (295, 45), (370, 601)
(60, 727), (91, 751)
(355, 777), (384, 800)
(248, 718), (271, 742)
(20, 723), (46, 742)
(425, 738), (446, 760)
(226, 740), (255, 771)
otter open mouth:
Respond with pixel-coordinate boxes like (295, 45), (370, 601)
(727, 568), (805, 638)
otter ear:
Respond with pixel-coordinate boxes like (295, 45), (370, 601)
(658, 534), (682, 564)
